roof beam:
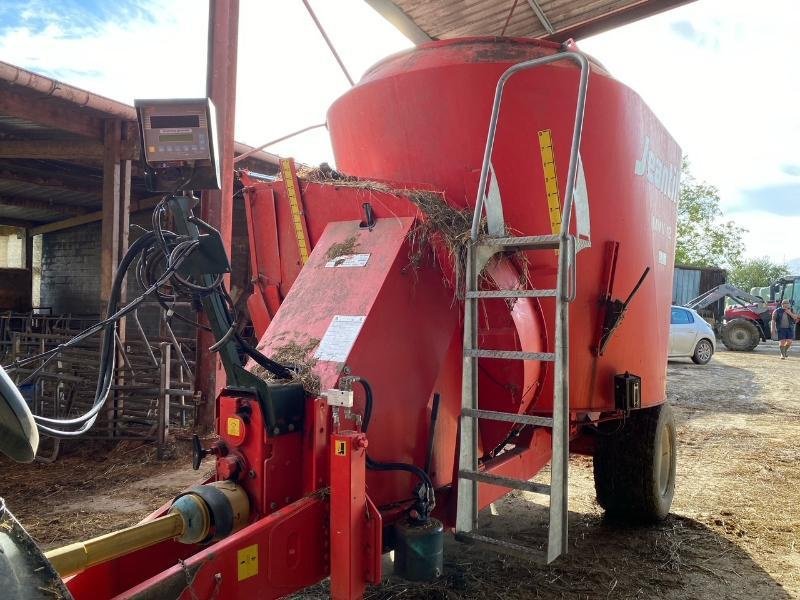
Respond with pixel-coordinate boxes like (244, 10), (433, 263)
(0, 169), (102, 198)
(525, 0), (555, 35)
(0, 196), (93, 216)
(0, 139), (137, 161)
(0, 217), (34, 228)
(28, 195), (161, 236)
(0, 90), (104, 140)
(364, 0), (433, 44)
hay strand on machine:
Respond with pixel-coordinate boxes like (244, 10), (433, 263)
(297, 166), (488, 297)
(325, 235), (360, 261)
(251, 338), (321, 396)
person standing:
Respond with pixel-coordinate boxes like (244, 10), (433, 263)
(772, 299), (799, 358)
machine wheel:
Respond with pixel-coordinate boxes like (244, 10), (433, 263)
(691, 339), (714, 365)
(593, 403), (676, 523)
(720, 319), (760, 351)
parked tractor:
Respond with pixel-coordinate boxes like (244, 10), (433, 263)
(686, 276), (800, 351)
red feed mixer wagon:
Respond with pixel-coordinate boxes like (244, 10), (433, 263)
(0, 37), (680, 600)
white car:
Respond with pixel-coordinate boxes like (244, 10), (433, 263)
(669, 306), (716, 364)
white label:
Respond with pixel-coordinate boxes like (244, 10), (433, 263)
(658, 250), (668, 265)
(315, 315), (366, 362)
(324, 253), (370, 268)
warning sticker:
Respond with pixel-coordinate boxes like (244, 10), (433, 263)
(237, 544), (258, 581)
(227, 417), (241, 437)
(335, 440), (348, 456)
(315, 315), (366, 362)
(325, 253), (370, 268)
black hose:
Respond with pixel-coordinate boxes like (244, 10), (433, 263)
(235, 334), (293, 380)
(365, 456), (433, 489)
(354, 376), (434, 491)
(13, 228), (199, 437)
(31, 233), (196, 436)
(355, 377), (374, 434)
(424, 393), (440, 476)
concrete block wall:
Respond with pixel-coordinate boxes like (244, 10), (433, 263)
(0, 231), (24, 268)
(38, 199), (251, 329)
(39, 222), (102, 315)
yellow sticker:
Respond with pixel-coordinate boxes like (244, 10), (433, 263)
(335, 440), (347, 456)
(227, 417), (241, 437)
(237, 544), (258, 581)
(280, 159), (310, 264)
(538, 129), (562, 237)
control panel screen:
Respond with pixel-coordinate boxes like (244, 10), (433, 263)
(151, 115), (200, 128)
(158, 133), (195, 143)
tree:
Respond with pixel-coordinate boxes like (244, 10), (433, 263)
(675, 158), (746, 268)
(728, 257), (790, 293)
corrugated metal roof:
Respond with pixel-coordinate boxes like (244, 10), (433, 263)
(365, 0), (696, 43)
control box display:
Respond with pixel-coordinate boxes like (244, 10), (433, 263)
(135, 98), (221, 192)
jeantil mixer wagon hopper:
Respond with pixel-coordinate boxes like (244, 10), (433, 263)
(0, 37), (680, 600)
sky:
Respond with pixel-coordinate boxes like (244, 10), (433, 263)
(0, 0), (797, 263)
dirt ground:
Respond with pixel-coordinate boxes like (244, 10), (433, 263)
(1, 343), (799, 598)
(0, 438), (210, 550)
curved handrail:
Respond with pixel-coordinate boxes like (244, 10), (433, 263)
(470, 51), (590, 242)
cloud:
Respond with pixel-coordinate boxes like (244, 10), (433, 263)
(0, 0), (412, 165)
(669, 19), (718, 48)
(581, 0), (800, 224)
(736, 184), (800, 216)
(782, 164), (800, 177)
(0, 1), (207, 104)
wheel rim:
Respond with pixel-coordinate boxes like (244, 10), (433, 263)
(696, 341), (712, 362)
(658, 426), (673, 497)
(731, 329), (747, 343)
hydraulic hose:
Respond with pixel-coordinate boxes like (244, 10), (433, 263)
(32, 237), (200, 437)
(353, 376), (435, 495)
(5, 197), (294, 440)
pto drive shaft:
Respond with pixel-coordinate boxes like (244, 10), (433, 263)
(45, 481), (248, 577)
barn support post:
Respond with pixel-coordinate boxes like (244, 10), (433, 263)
(195, 0), (239, 431)
(100, 119), (121, 315)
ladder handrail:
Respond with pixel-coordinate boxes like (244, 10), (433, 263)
(457, 49), (590, 563)
(470, 51), (590, 243)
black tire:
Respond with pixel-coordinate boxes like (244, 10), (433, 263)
(691, 338), (714, 364)
(593, 403), (676, 523)
(720, 319), (760, 351)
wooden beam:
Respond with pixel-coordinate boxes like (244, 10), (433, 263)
(0, 169), (103, 197)
(23, 229), (33, 271)
(28, 211), (101, 236)
(27, 195), (160, 236)
(0, 217), (34, 228)
(0, 196), (93, 216)
(100, 119), (121, 309)
(0, 139), (138, 160)
(0, 91), (104, 140)
(118, 159), (131, 303)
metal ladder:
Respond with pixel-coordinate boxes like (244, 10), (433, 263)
(455, 51), (590, 564)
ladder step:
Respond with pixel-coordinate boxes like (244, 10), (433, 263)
(454, 531), (546, 563)
(462, 408), (553, 427)
(464, 349), (555, 361)
(466, 289), (557, 299)
(458, 469), (551, 495)
(481, 235), (560, 250)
